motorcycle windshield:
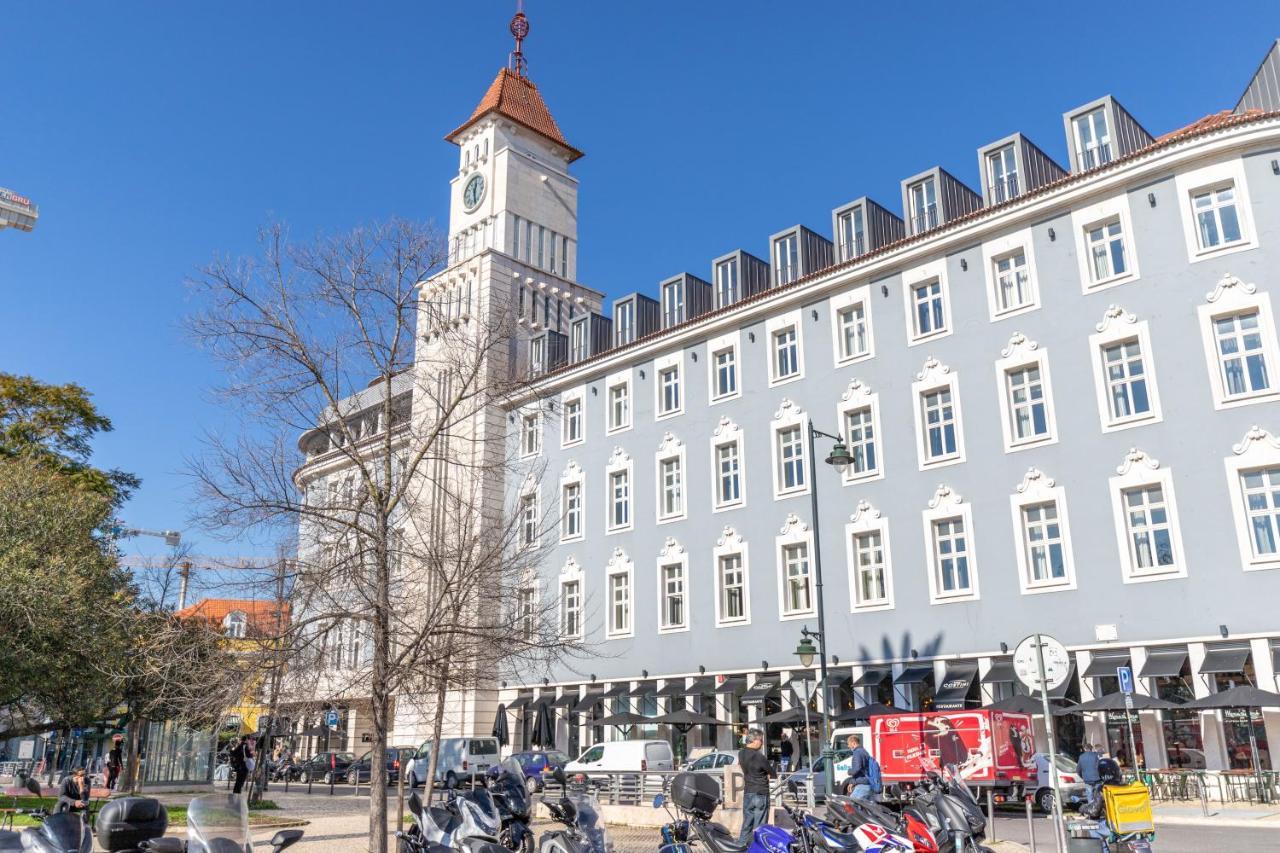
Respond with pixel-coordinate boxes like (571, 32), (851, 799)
(187, 794), (252, 853)
(456, 788), (502, 839)
(566, 791), (609, 853)
(39, 813), (89, 852)
(495, 758), (531, 815)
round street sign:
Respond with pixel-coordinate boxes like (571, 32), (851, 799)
(1013, 634), (1071, 691)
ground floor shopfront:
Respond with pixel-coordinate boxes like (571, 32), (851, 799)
(500, 633), (1280, 772)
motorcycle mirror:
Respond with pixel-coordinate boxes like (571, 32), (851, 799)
(550, 768), (567, 785)
(408, 792), (423, 816)
(25, 779), (41, 796)
(270, 829), (304, 852)
(652, 794), (665, 809)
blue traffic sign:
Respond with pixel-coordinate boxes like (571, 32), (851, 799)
(71, 728), (83, 738)
(1117, 665), (1135, 695)
(325, 710), (340, 728)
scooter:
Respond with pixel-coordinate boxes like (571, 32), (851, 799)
(897, 773), (991, 853)
(0, 778), (91, 853)
(486, 759), (535, 853)
(537, 770), (611, 853)
(783, 800), (913, 853)
(396, 784), (510, 853)
(826, 794), (939, 853)
(139, 793), (302, 853)
(651, 776), (793, 853)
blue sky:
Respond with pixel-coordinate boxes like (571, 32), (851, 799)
(3, 2), (1276, 571)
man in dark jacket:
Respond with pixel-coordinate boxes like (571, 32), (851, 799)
(57, 767), (91, 814)
(844, 734), (873, 798)
(106, 743), (123, 790)
(229, 737), (251, 794)
(737, 729), (773, 844)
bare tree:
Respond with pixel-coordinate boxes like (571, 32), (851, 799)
(187, 219), (587, 852)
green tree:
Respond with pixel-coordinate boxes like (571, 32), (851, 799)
(0, 373), (140, 503)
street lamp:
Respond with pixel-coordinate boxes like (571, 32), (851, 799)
(799, 422), (849, 797)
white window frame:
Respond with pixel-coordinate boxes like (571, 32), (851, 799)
(605, 369), (633, 434)
(519, 408), (541, 458)
(1088, 306), (1164, 433)
(830, 284), (875, 365)
(844, 500), (894, 612)
(902, 259), (952, 345)
(558, 556), (583, 640)
(1196, 274), (1280, 410)
(776, 513), (817, 620)
(1072, 106), (1112, 170)
(1108, 449), (1188, 583)
(656, 538), (690, 634)
(653, 352), (684, 420)
(911, 358), (966, 471)
(710, 416), (746, 512)
(836, 378), (884, 485)
(770, 398), (810, 499)
(654, 431), (688, 524)
(560, 388), (585, 448)
(1174, 158), (1256, 263)
(773, 233), (799, 285)
(559, 460), (585, 544)
(706, 331), (742, 404)
(994, 333), (1058, 452)
(981, 227), (1040, 321)
(1071, 194), (1139, 293)
(767, 309), (805, 386)
(713, 527), (752, 627)
(1224, 426), (1280, 573)
(921, 484), (980, 604)
(715, 258), (739, 308)
(518, 477), (540, 550)
(1009, 468), (1077, 594)
(605, 447), (634, 534)
(604, 548), (634, 639)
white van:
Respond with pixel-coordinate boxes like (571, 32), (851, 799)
(829, 724), (872, 779)
(565, 740), (674, 774)
(405, 736), (501, 788)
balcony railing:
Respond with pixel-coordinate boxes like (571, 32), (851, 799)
(911, 205), (939, 234)
(839, 235), (866, 261)
(989, 174), (1020, 204)
(1078, 143), (1113, 170)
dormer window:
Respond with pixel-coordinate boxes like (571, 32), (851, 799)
(773, 233), (798, 285)
(662, 281), (684, 327)
(715, 258), (739, 308)
(223, 611), (247, 639)
(616, 301), (635, 346)
(570, 321), (587, 362)
(909, 178), (939, 233)
(836, 206), (866, 261)
(1073, 107), (1112, 169)
(529, 336), (546, 376)
(986, 145), (1019, 203)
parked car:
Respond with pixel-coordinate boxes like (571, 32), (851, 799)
(405, 737), (501, 788)
(681, 750), (737, 772)
(506, 749), (570, 792)
(297, 751), (356, 784)
(345, 746), (417, 785)
(565, 740), (674, 775)
(1032, 752), (1089, 813)
(785, 749), (852, 801)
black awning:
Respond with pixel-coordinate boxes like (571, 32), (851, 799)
(715, 676), (747, 694)
(982, 660), (1016, 684)
(1200, 645), (1252, 674)
(629, 681), (656, 697)
(656, 679), (688, 697)
(505, 695), (534, 710)
(894, 666), (934, 685)
(686, 677), (717, 695)
(573, 690), (604, 714)
(1045, 663), (1076, 699)
(932, 662), (980, 710)
(1273, 645), (1280, 676)
(1138, 648), (1188, 679)
(852, 668), (890, 687)
(1082, 652), (1130, 678)
(551, 692), (578, 709)
(602, 683), (630, 698)
(817, 668), (852, 690)
(741, 676), (782, 704)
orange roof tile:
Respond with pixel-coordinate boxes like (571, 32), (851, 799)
(1156, 108), (1264, 142)
(175, 598), (289, 634)
(447, 68), (582, 161)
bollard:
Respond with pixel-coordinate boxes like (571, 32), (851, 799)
(1025, 795), (1037, 853)
(329, 772), (336, 796)
(986, 789), (995, 841)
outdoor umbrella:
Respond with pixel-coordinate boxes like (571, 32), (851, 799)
(1053, 692), (1182, 714)
(984, 695), (1076, 715)
(654, 710), (722, 731)
(491, 703), (509, 747)
(597, 711), (648, 733)
(835, 703), (898, 722)
(531, 702), (556, 747)
(760, 707), (812, 725)
(1181, 685), (1280, 780)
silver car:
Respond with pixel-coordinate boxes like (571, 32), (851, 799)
(785, 749), (852, 801)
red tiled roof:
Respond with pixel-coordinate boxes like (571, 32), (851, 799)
(175, 598), (289, 633)
(447, 68), (583, 161)
(534, 108), (1280, 384)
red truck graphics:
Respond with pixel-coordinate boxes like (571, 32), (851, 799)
(872, 710), (1035, 784)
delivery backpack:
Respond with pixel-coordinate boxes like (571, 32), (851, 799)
(866, 755), (883, 794)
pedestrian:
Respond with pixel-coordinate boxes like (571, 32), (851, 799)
(106, 741), (123, 790)
(57, 767), (91, 814)
(1076, 742), (1102, 786)
(229, 737), (251, 794)
(843, 734), (874, 798)
(737, 728), (773, 845)
(779, 736), (794, 773)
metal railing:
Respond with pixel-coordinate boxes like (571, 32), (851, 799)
(988, 175), (1020, 203)
(1078, 144), (1113, 170)
(911, 206), (939, 234)
(1137, 768), (1280, 806)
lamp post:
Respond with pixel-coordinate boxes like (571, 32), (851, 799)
(795, 423), (852, 797)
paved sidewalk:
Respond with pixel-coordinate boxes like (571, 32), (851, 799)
(1152, 800), (1280, 827)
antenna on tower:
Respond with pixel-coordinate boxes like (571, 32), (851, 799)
(509, 0), (530, 78)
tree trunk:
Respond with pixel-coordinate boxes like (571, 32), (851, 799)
(422, 663), (450, 807)
(125, 717), (145, 794)
(368, 540), (392, 853)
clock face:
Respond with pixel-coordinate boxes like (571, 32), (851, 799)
(462, 173), (485, 211)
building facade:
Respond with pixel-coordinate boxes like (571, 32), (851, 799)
(496, 39), (1280, 773)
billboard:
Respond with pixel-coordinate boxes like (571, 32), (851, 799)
(872, 709), (1036, 783)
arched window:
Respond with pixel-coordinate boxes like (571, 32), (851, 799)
(223, 610), (247, 638)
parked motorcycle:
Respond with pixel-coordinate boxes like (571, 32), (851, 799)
(487, 758), (535, 853)
(0, 778), (91, 853)
(826, 795), (938, 853)
(537, 770), (610, 853)
(139, 794), (302, 853)
(653, 772), (793, 853)
(396, 785), (510, 853)
(893, 773), (991, 853)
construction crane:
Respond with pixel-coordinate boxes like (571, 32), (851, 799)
(117, 554), (283, 609)
(111, 520), (182, 548)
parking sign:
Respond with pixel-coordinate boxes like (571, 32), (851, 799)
(1117, 665), (1135, 695)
